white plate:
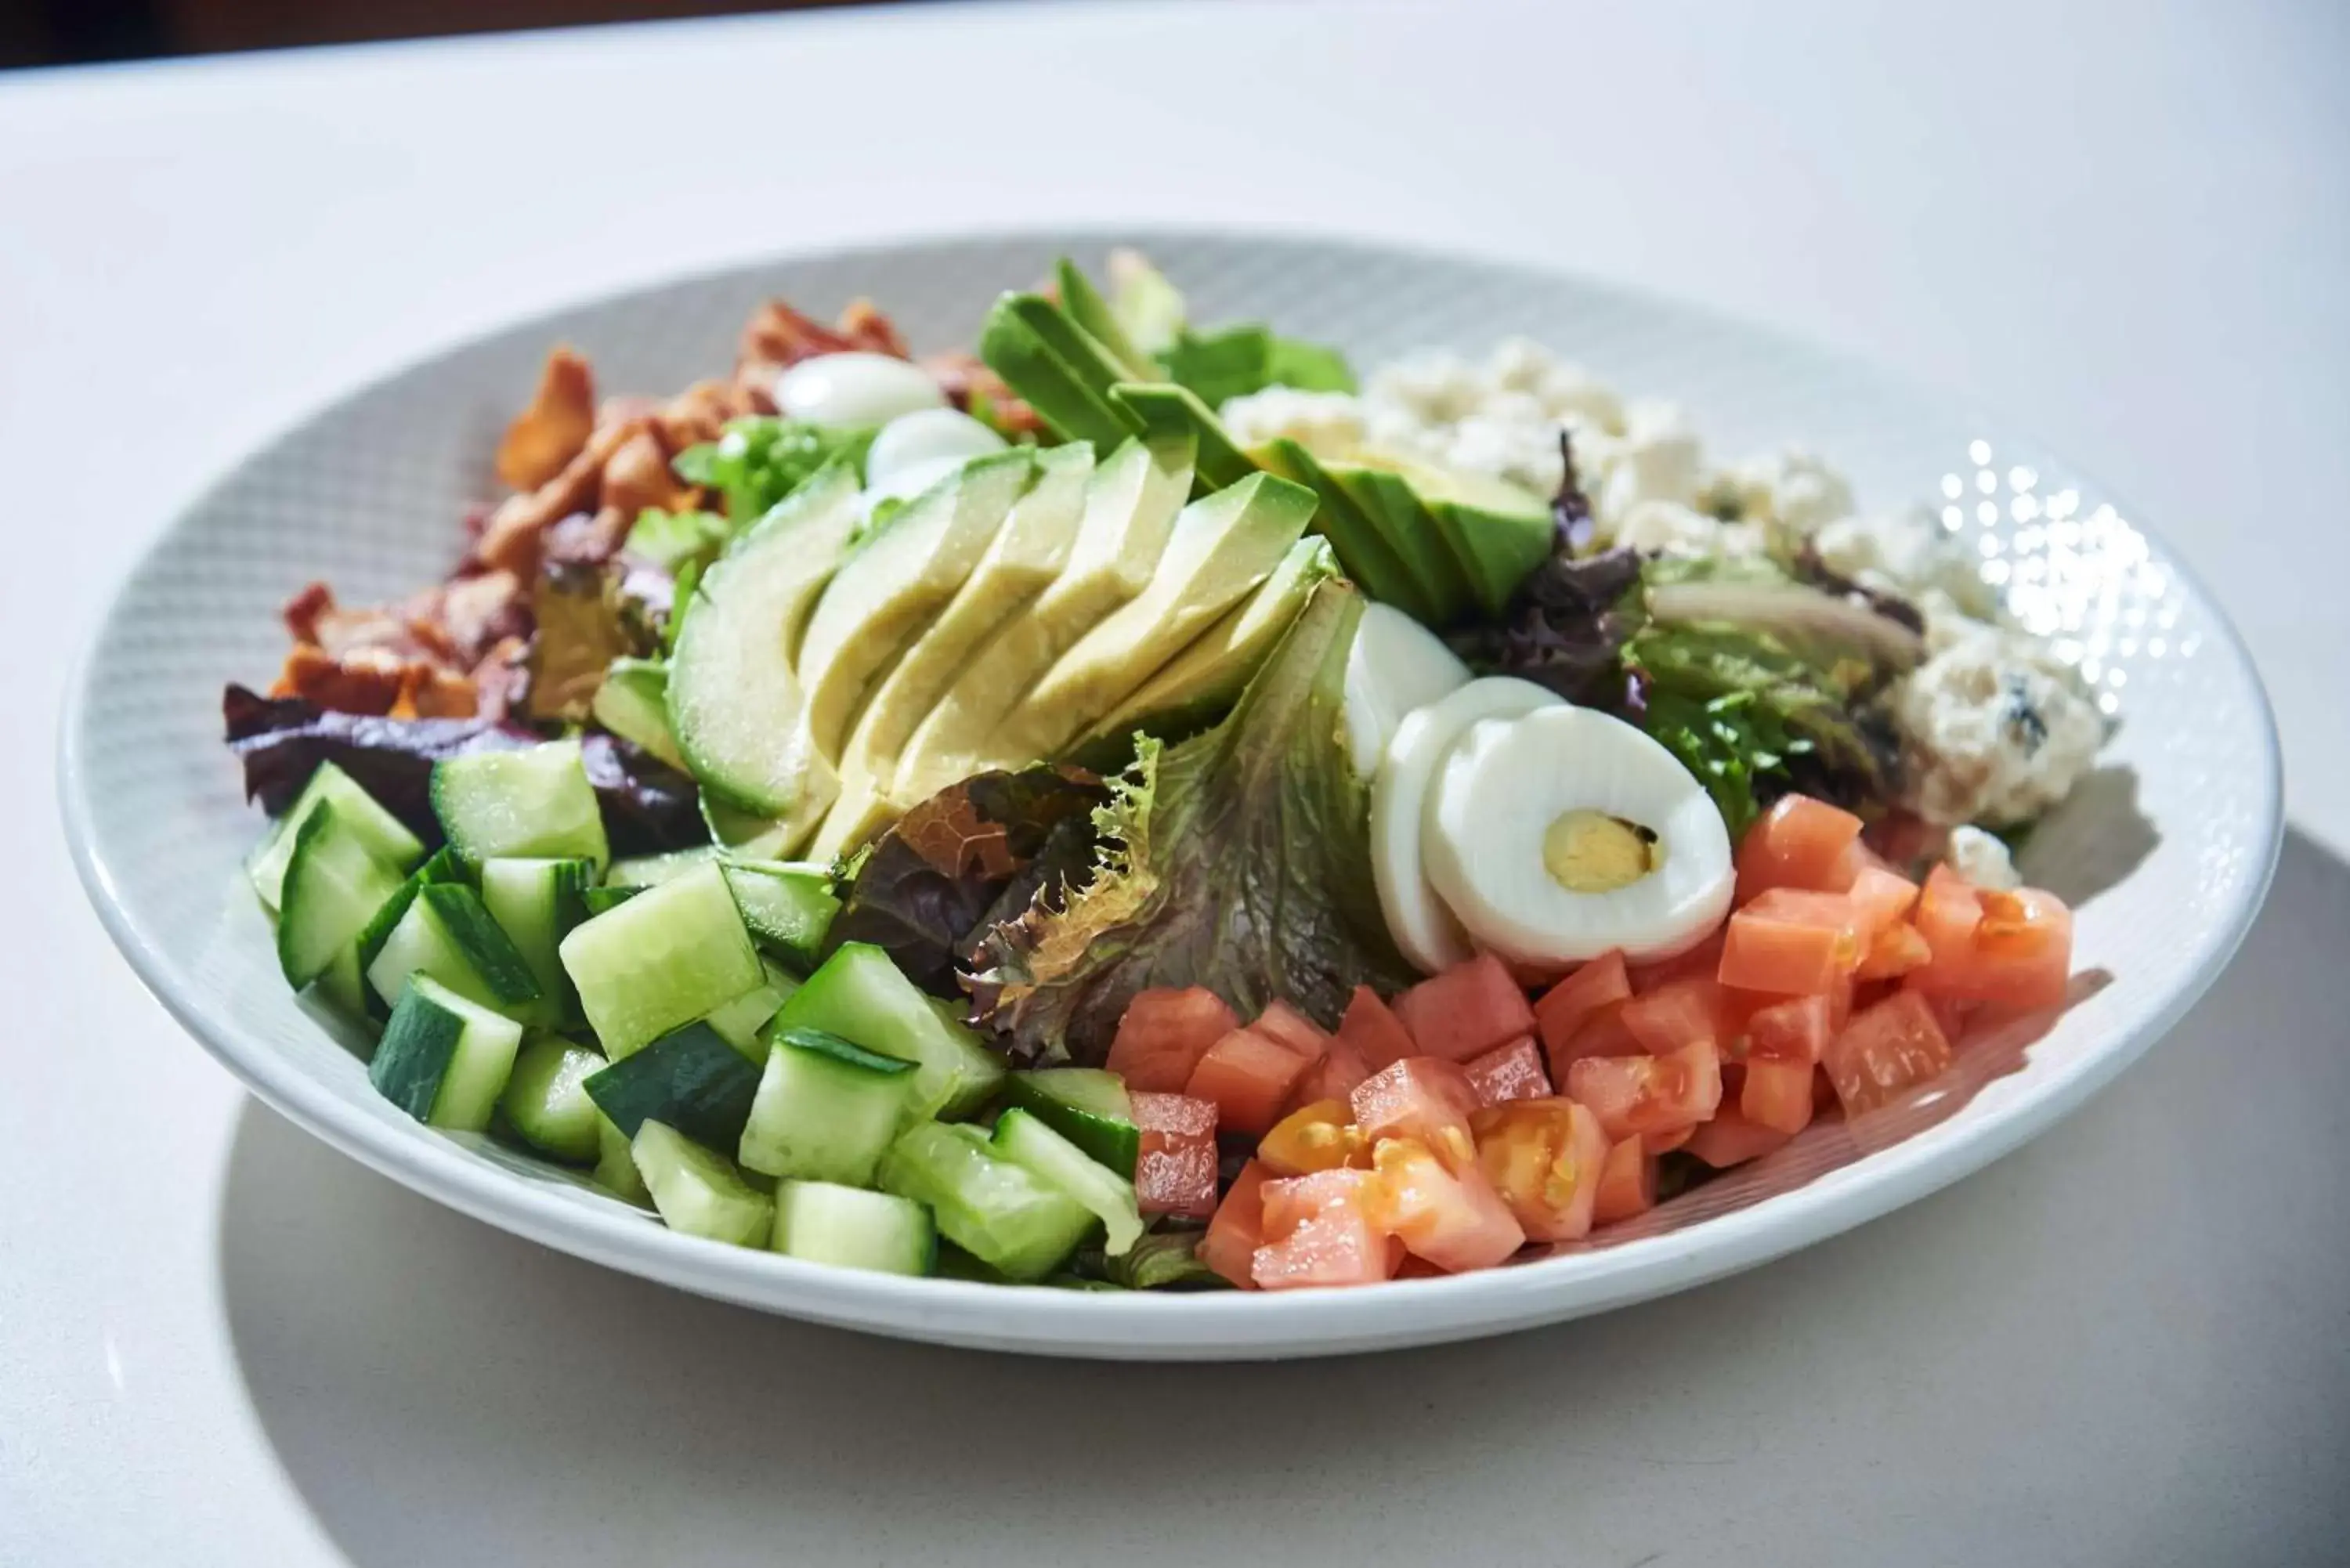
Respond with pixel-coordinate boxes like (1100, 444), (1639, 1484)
(60, 230), (2280, 1359)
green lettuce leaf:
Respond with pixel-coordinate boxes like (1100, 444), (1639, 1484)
(970, 580), (1416, 1064)
(624, 507), (729, 573)
(671, 417), (876, 525)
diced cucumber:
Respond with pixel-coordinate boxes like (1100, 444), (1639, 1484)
(581, 886), (640, 915)
(604, 844), (717, 888)
(312, 941), (369, 1021)
(591, 657), (687, 771)
(719, 858), (841, 963)
(593, 1110), (649, 1204)
(559, 862), (763, 1057)
(776, 943), (1006, 1120)
(581, 1021), (764, 1151)
(370, 974), (525, 1133)
(1002, 1069), (1140, 1176)
(355, 846), (472, 977)
(277, 801), (409, 989)
(877, 1122), (1095, 1281)
(498, 1036), (605, 1163)
(992, 1108), (1144, 1255)
(429, 738), (609, 869)
(248, 762), (424, 917)
(631, 1120), (772, 1247)
(364, 881), (543, 1017)
(770, 1180), (935, 1277)
(737, 1025), (916, 1185)
(479, 857), (594, 1025)
(702, 793), (799, 861)
(701, 964), (795, 1060)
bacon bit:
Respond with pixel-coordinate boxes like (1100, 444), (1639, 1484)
(601, 426), (692, 521)
(435, 569), (527, 663)
(837, 298), (910, 359)
(495, 345), (596, 492)
(924, 351), (1046, 436)
(733, 297), (915, 397)
(653, 378), (758, 454)
(272, 644), (404, 714)
(283, 581), (335, 645)
(468, 636), (530, 721)
(540, 508), (633, 569)
(390, 663), (479, 720)
(475, 416), (649, 577)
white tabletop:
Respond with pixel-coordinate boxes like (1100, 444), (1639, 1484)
(5, 2), (2347, 1563)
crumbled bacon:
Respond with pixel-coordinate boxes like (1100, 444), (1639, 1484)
(601, 426), (693, 520)
(436, 569), (528, 664)
(495, 345), (596, 492)
(475, 415), (650, 576)
(923, 351), (1046, 436)
(838, 298), (911, 359)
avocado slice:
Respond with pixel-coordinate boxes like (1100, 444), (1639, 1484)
(1054, 260), (1159, 382)
(1329, 462), (1475, 628)
(1003, 470), (1318, 759)
(1079, 535), (1338, 752)
(1249, 438), (1430, 621)
(807, 443), (1097, 858)
(977, 299), (1133, 448)
(894, 432), (1195, 804)
(796, 450), (1034, 766)
(1355, 448), (1553, 616)
(1108, 381), (1255, 490)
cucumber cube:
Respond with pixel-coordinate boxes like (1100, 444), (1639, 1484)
(738, 1026), (916, 1186)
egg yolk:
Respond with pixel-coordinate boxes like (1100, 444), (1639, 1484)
(1543, 810), (1661, 894)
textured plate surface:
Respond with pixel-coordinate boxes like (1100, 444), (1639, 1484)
(60, 230), (2280, 1359)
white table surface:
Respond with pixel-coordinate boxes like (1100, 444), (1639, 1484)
(6, 2), (2348, 1563)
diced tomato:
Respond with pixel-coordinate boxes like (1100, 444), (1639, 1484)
(1394, 1253), (1448, 1281)
(1741, 1057), (1817, 1135)
(1856, 922), (1932, 980)
(1336, 985), (1419, 1073)
(1846, 865), (1921, 935)
(1718, 890), (1865, 995)
(1463, 1035), (1553, 1107)
(1546, 997), (1643, 1083)
(1592, 1136), (1656, 1225)
(1684, 1102), (1793, 1168)
(1735, 793), (1864, 901)
(1820, 989), (1954, 1115)
(1350, 1057), (1479, 1163)
(1917, 989), (1976, 1045)
(1253, 1168), (1397, 1290)
(1746, 992), (1834, 1065)
(1908, 885), (2075, 1011)
(1258, 1098), (1366, 1176)
(1565, 1041), (1723, 1142)
(1198, 1160), (1270, 1288)
(1911, 864), (1983, 958)
(1107, 988), (1238, 1093)
(1187, 1028), (1314, 1136)
(1130, 1092), (1219, 1218)
(1393, 953), (1538, 1063)
(1252, 999), (1329, 1060)
(1288, 1035), (1371, 1111)
(1366, 1136), (1527, 1271)
(1625, 934), (1724, 994)
(1644, 1125), (1694, 1154)
(1621, 975), (1744, 1056)
(1534, 950), (1632, 1059)
(1472, 1097), (1609, 1243)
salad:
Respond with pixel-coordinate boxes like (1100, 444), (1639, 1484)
(223, 251), (2096, 1291)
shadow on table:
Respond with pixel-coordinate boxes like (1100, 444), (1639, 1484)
(215, 830), (2350, 1568)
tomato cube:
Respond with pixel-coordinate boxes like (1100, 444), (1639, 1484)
(1683, 1102), (1794, 1168)
(1288, 1035), (1372, 1112)
(1393, 953), (1538, 1063)
(1911, 864), (1983, 959)
(1746, 992), (1834, 1066)
(1535, 950), (1632, 1058)
(1846, 865), (1921, 935)
(1741, 1057), (1817, 1135)
(1108, 987), (1238, 1093)
(1463, 1035), (1553, 1107)
(1621, 976), (1742, 1056)
(1130, 1091), (1219, 1218)
(1336, 985), (1419, 1073)
(1252, 999), (1330, 1060)
(1546, 998), (1644, 1081)
(1719, 895), (1864, 995)
(1821, 989), (1954, 1115)
(1253, 1168), (1397, 1290)
(1187, 1028), (1314, 1136)
(1367, 1136), (1527, 1272)
(1198, 1160), (1271, 1288)
(1856, 922), (1933, 980)
(1350, 1057), (1480, 1163)
(1735, 793), (1864, 901)
(1259, 1098), (1367, 1176)
(1473, 1097), (1610, 1243)
(1907, 885), (2074, 1011)
(1592, 1136), (1657, 1225)
(1566, 1041), (1723, 1143)
(1625, 933), (1725, 993)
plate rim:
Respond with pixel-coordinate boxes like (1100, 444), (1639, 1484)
(56, 223), (2286, 1358)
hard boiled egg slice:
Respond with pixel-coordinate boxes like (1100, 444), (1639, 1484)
(864, 408), (1007, 493)
(774, 352), (945, 429)
(1370, 676), (1564, 973)
(1343, 600), (1472, 778)
(1422, 705), (1733, 969)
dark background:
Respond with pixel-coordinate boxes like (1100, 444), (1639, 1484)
(0, 0), (896, 68)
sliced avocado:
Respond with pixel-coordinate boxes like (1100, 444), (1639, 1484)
(894, 432), (1195, 804)
(1054, 260), (1159, 381)
(591, 657), (685, 771)
(1080, 535), (1337, 751)
(1106, 248), (1187, 357)
(1329, 462), (1474, 628)
(978, 299), (1133, 447)
(1251, 438), (1430, 621)
(797, 450), (1034, 766)
(1005, 470), (1318, 758)
(1108, 381), (1255, 490)
(808, 443), (1097, 858)
(1356, 447), (1553, 616)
